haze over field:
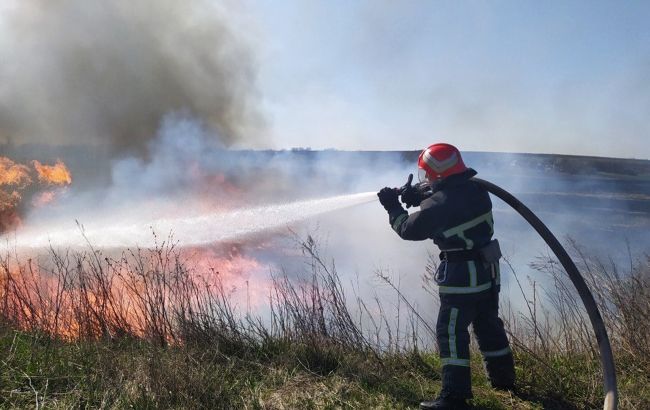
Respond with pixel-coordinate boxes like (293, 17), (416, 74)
(3, 133), (649, 336)
(1, 0), (649, 336)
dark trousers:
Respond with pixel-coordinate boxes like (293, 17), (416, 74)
(436, 291), (514, 398)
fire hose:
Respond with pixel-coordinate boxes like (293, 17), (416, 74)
(471, 177), (617, 410)
(396, 175), (618, 410)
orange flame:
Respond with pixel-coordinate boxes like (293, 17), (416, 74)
(0, 157), (32, 187)
(33, 159), (72, 185)
(1, 156), (73, 233)
(0, 244), (269, 342)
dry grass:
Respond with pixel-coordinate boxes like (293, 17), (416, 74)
(500, 240), (650, 409)
(0, 234), (648, 408)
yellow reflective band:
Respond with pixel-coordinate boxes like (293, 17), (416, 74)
(481, 346), (511, 357)
(392, 213), (408, 231)
(468, 261), (477, 287)
(441, 358), (470, 367)
(496, 263), (501, 286)
(438, 281), (492, 294)
(442, 211), (494, 248)
(448, 308), (459, 359)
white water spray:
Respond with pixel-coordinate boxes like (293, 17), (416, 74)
(2, 192), (377, 250)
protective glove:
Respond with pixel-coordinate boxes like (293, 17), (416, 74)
(377, 187), (401, 212)
(400, 185), (425, 208)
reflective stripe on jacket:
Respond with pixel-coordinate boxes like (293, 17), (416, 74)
(388, 169), (497, 294)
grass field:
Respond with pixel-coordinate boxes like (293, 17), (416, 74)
(1, 236), (649, 409)
(0, 328), (596, 409)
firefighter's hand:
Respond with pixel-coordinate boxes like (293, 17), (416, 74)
(377, 187), (401, 212)
(401, 185), (424, 208)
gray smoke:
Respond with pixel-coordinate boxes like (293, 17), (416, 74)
(0, 0), (260, 156)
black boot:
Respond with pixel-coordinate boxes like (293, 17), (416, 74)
(492, 383), (515, 392)
(484, 353), (515, 391)
(420, 395), (470, 410)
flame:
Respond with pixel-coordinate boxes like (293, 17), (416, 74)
(0, 157), (32, 187)
(0, 243), (270, 341)
(0, 191), (22, 232)
(33, 159), (72, 185)
(0, 156), (73, 233)
(188, 244), (271, 309)
(0, 157), (26, 231)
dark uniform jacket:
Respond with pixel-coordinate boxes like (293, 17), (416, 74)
(388, 169), (499, 294)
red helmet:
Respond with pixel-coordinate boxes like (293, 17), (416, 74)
(417, 143), (467, 181)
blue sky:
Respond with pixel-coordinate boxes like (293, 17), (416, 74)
(241, 1), (650, 158)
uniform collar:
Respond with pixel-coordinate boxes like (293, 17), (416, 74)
(430, 168), (477, 192)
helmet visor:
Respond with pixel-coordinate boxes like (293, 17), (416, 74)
(418, 167), (431, 183)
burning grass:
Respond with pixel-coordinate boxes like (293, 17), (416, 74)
(0, 156), (72, 233)
(0, 235), (648, 408)
(32, 160), (72, 186)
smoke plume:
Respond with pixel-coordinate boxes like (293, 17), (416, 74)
(0, 0), (260, 156)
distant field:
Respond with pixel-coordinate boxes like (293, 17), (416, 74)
(1, 145), (649, 408)
(4, 143), (648, 242)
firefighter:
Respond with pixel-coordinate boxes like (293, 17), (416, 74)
(377, 143), (515, 410)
